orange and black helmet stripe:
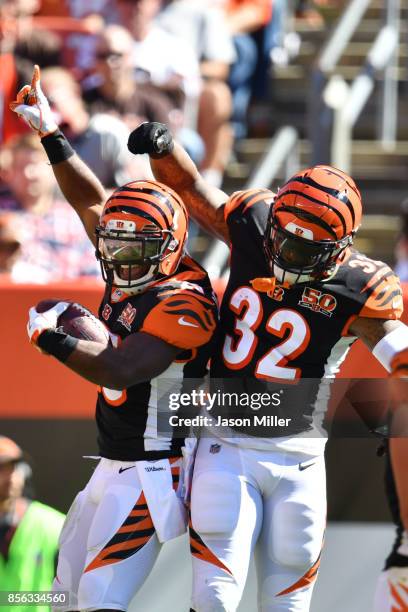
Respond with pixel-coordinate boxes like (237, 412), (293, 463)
(273, 165), (362, 241)
(98, 179), (189, 281)
(136, 179), (187, 211)
(275, 204), (339, 240)
(280, 168), (358, 226)
(104, 196), (172, 230)
(102, 180), (188, 231)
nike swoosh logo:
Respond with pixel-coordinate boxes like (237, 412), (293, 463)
(298, 461), (316, 471)
(119, 466), (136, 474)
(178, 316), (199, 328)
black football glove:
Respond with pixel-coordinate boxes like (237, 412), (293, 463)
(127, 122), (174, 158)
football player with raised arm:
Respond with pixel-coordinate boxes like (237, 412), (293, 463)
(126, 122), (408, 612)
(11, 68), (218, 612)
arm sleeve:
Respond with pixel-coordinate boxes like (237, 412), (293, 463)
(141, 291), (217, 349)
(223, 188), (272, 256)
(358, 266), (403, 320)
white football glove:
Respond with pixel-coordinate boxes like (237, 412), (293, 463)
(27, 302), (70, 349)
(10, 64), (58, 137)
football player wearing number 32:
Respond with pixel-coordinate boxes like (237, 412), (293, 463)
(11, 68), (218, 612)
(128, 122), (408, 612)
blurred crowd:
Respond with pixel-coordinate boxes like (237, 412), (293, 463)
(0, 0), (366, 284)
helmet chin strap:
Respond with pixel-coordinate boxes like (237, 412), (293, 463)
(320, 264), (339, 283)
(273, 263), (312, 286)
(111, 263), (159, 295)
(250, 261), (341, 293)
(273, 262), (340, 286)
(117, 284), (147, 296)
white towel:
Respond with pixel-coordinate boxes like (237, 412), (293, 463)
(136, 459), (187, 543)
(180, 437), (198, 506)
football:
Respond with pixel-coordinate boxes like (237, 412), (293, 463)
(36, 299), (110, 344)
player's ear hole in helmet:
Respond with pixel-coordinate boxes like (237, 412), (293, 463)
(264, 165), (362, 286)
(95, 180), (188, 293)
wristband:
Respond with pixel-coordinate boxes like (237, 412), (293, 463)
(41, 129), (75, 165)
(37, 329), (78, 363)
(372, 326), (408, 373)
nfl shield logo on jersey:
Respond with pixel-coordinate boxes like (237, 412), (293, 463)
(209, 443), (221, 454)
(111, 288), (125, 303)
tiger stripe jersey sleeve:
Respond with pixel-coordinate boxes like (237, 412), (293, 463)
(341, 252), (404, 321)
(223, 189), (273, 254)
(224, 189), (273, 225)
(358, 266), (403, 320)
(141, 290), (218, 349)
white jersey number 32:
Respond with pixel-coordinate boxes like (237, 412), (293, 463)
(222, 286), (311, 381)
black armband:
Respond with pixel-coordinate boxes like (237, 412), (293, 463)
(41, 129), (75, 165)
(37, 329), (78, 363)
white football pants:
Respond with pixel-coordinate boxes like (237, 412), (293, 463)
(190, 436), (326, 612)
(374, 567), (408, 612)
(52, 456), (182, 612)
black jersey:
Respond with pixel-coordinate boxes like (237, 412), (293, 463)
(95, 256), (217, 461)
(210, 191), (403, 437)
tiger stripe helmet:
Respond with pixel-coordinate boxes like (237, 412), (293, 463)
(265, 165), (362, 285)
(96, 180), (188, 293)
